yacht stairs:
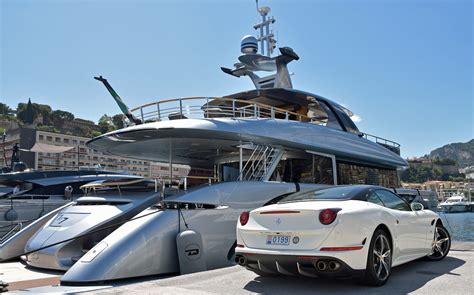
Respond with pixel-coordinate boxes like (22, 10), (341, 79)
(239, 145), (283, 181)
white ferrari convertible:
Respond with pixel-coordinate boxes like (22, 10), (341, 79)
(235, 185), (450, 286)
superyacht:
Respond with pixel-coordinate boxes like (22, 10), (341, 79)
(0, 3), (407, 285)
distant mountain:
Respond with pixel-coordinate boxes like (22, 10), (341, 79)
(430, 139), (474, 168)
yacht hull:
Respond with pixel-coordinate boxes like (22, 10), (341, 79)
(87, 118), (407, 169)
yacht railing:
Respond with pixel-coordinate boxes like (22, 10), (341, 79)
(130, 97), (401, 153)
(360, 133), (401, 155)
(0, 222), (23, 243)
(129, 97), (307, 123)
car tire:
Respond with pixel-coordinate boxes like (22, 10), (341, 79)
(363, 229), (392, 286)
(425, 225), (451, 261)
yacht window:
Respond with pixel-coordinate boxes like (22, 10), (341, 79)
(307, 101), (342, 131)
(222, 163), (240, 182)
(331, 104), (359, 134)
(337, 162), (399, 187)
(271, 153), (334, 184)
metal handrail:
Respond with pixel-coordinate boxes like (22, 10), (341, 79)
(130, 97), (307, 123)
(361, 132), (400, 148)
(0, 222), (23, 243)
(130, 97), (401, 150)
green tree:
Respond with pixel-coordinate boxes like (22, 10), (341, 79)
(98, 114), (114, 134)
(17, 99), (52, 125)
(111, 114), (125, 129)
(17, 99), (36, 124)
(0, 103), (14, 116)
(51, 110), (75, 129)
(91, 130), (102, 138)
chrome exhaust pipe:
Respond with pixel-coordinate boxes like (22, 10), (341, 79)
(235, 255), (247, 266)
(316, 260), (327, 271)
(328, 261), (340, 271)
(239, 256), (247, 266)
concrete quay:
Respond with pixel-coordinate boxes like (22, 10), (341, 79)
(85, 247), (474, 295)
(2, 241), (473, 294)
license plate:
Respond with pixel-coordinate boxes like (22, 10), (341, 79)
(266, 235), (290, 245)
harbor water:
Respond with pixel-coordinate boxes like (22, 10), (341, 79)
(438, 212), (474, 241)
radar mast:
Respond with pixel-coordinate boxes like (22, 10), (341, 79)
(221, 1), (299, 89)
(254, 0), (276, 57)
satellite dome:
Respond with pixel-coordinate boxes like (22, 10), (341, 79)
(241, 35), (258, 54)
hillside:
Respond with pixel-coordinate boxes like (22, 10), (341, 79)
(430, 139), (474, 168)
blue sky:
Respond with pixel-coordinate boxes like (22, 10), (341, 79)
(1, 0), (472, 158)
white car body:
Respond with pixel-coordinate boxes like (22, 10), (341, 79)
(235, 185), (443, 280)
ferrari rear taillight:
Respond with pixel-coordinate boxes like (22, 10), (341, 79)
(319, 208), (340, 225)
(239, 211), (250, 226)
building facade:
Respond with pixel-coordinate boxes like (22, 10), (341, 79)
(1, 128), (186, 180)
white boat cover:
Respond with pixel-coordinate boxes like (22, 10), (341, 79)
(27, 143), (75, 153)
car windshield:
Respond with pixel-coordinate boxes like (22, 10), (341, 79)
(278, 186), (359, 204)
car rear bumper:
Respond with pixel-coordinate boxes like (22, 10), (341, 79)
(235, 245), (368, 272)
(234, 252), (365, 278)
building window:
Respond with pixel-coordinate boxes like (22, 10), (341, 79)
(64, 138), (70, 144)
(46, 136), (53, 141)
(55, 137), (61, 143)
(39, 135), (44, 141)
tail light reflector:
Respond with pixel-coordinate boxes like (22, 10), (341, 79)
(320, 246), (363, 251)
(319, 208), (341, 225)
(239, 211), (250, 226)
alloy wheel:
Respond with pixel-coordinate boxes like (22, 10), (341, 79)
(372, 234), (391, 281)
(428, 226), (450, 259)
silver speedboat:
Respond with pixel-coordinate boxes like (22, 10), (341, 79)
(0, 170), (135, 238)
(0, 176), (157, 263)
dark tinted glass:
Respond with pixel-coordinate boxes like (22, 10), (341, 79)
(398, 194), (416, 204)
(367, 192), (384, 206)
(307, 101), (343, 131)
(332, 104), (359, 134)
(375, 190), (410, 211)
(270, 154), (334, 185)
(278, 186), (359, 203)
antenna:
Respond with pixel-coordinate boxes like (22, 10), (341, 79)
(254, 0), (276, 57)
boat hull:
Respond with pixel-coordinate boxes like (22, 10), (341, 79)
(87, 118), (407, 169)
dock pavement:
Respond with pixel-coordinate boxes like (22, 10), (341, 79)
(3, 241), (473, 294)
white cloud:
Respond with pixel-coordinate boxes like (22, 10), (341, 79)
(351, 114), (363, 122)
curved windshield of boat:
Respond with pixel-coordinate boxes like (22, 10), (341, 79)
(278, 186), (359, 203)
(447, 197), (463, 203)
(84, 179), (157, 194)
(307, 101), (342, 131)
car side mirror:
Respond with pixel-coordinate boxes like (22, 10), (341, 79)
(410, 202), (424, 211)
